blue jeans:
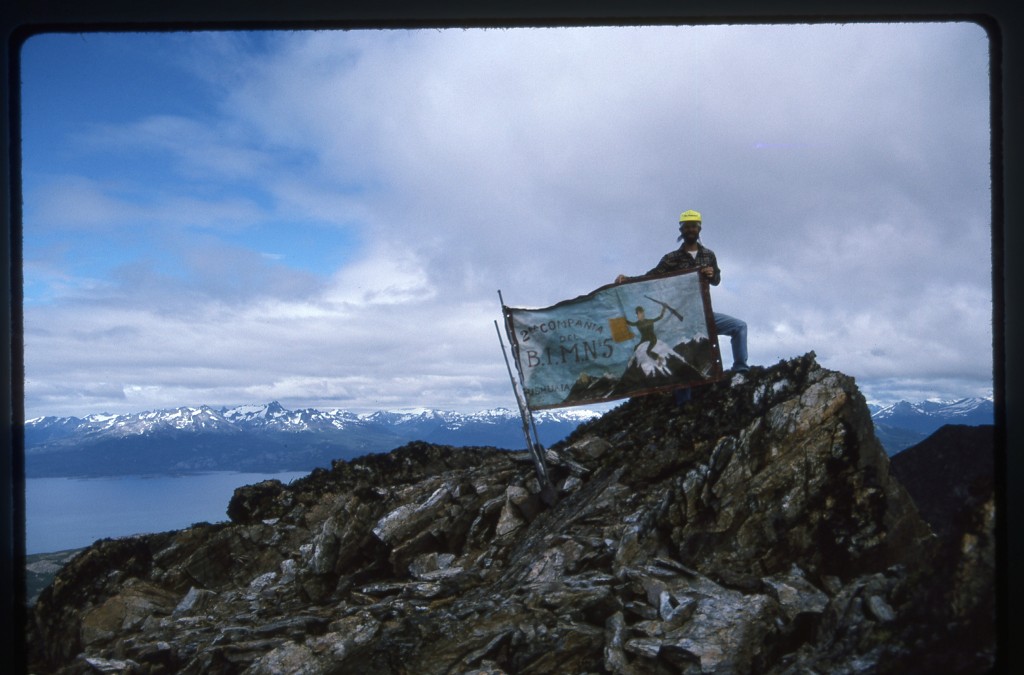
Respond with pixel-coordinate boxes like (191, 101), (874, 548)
(714, 312), (748, 370)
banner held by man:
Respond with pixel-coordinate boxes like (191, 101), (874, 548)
(502, 269), (724, 410)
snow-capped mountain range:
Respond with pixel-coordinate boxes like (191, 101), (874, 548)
(868, 397), (994, 454)
(24, 403), (603, 478)
(27, 403), (600, 441)
(23, 396), (993, 477)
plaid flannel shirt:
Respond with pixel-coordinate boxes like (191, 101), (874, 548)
(644, 243), (721, 286)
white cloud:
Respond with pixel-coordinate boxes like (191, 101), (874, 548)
(21, 23), (993, 417)
(322, 245), (437, 307)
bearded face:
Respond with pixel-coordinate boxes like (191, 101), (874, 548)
(678, 221), (702, 244)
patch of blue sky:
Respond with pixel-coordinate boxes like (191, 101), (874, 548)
(23, 191), (364, 301)
(219, 218), (364, 277)
(20, 32), (219, 144)
(20, 32), (302, 192)
(20, 32), (235, 217)
(23, 229), (166, 305)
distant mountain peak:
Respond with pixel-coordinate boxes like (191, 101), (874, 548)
(872, 396), (993, 420)
(25, 395), (991, 473)
(24, 403), (606, 478)
(870, 396), (994, 454)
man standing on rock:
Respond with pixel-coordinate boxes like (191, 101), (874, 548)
(616, 209), (750, 374)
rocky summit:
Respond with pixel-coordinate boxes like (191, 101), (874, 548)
(25, 353), (996, 674)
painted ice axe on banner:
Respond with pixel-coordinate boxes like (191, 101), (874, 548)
(502, 269), (725, 410)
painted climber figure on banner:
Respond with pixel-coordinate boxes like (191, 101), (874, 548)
(623, 298), (691, 376)
(627, 304), (666, 359)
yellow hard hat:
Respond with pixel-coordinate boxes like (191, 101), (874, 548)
(679, 210), (702, 223)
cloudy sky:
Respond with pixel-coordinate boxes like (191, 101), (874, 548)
(19, 21), (993, 419)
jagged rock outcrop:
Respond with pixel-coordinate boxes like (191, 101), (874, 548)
(25, 353), (996, 674)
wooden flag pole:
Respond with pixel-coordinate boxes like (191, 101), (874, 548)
(495, 292), (555, 503)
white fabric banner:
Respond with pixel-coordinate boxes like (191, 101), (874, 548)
(503, 270), (724, 410)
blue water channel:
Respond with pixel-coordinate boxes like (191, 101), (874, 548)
(24, 472), (307, 555)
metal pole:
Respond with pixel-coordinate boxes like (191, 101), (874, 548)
(495, 320), (532, 441)
(497, 296), (548, 462)
(495, 294), (554, 501)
